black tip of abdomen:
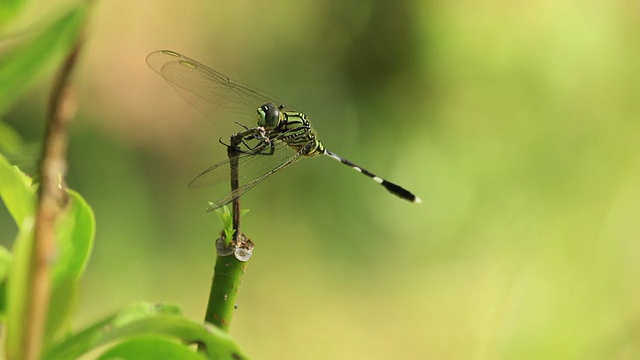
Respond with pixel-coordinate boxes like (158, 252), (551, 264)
(382, 180), (422, 204)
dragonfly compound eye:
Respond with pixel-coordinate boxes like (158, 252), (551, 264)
(257, 103), (280, 128)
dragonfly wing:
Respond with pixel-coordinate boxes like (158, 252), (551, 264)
(146, 50), (294, 132)
(147, 50), (312, 208)
(207, 146), (307, 211)
(187, 140), (308, 210)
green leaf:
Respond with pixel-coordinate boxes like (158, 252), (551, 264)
(1, 154), (96, 355)
(0, 0), (27, 27)
(0, 151), (35, 226)
(214, 206), (234, 244)
(0, 120), (26, 156)
(213, 207), (249, 245)
(4, 215), (35, 360)
(45, 278), (77, 348)
(44, 302), (179, 360)
(44, 302), (248, 360)
(1, 153), (35, 359)
(45, 189), (96, 344)
(96, 336), (205, 360)
(0, 5), (86, 114)
(0, 246), (12, 320)
(51, 189), (95, 284)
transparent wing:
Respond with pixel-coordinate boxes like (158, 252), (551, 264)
(146, 50), (294, 133)
(187, 139), (309, 210)
(147, 50), (307, 208)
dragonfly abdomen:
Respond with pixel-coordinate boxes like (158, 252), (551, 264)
(324, 150), (421, 203)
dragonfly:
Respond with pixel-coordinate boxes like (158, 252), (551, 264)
(146, 50), (421, 210)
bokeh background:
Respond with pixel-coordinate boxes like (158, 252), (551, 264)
(2, 0), (640, 358)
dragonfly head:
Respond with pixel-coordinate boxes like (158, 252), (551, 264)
(257, 103), (283, 128)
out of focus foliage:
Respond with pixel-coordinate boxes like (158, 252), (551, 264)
(1, 0), (639, 359)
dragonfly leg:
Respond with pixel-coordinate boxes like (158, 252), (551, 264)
(218, 137), (230, 147)
(225, 127), (275, 156)
(234, 132), (276, 156)
(254, 141), (275, 156)
(245, 139), (275, 156)
(220, 135), (260, 153)
(234, 126), (267, 142)
(234, 121), (250, 131)
(239, 137), (269, 153)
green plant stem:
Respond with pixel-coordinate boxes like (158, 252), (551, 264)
(25, 37), (83, 360)
(204, 252), (247, 332)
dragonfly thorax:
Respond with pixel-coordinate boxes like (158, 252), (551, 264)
(257, 102), (285, 129)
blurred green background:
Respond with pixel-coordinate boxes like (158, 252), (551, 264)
(2, 0), (640, 358)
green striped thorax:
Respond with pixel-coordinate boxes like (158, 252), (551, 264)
(256, 102), (325, 157)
